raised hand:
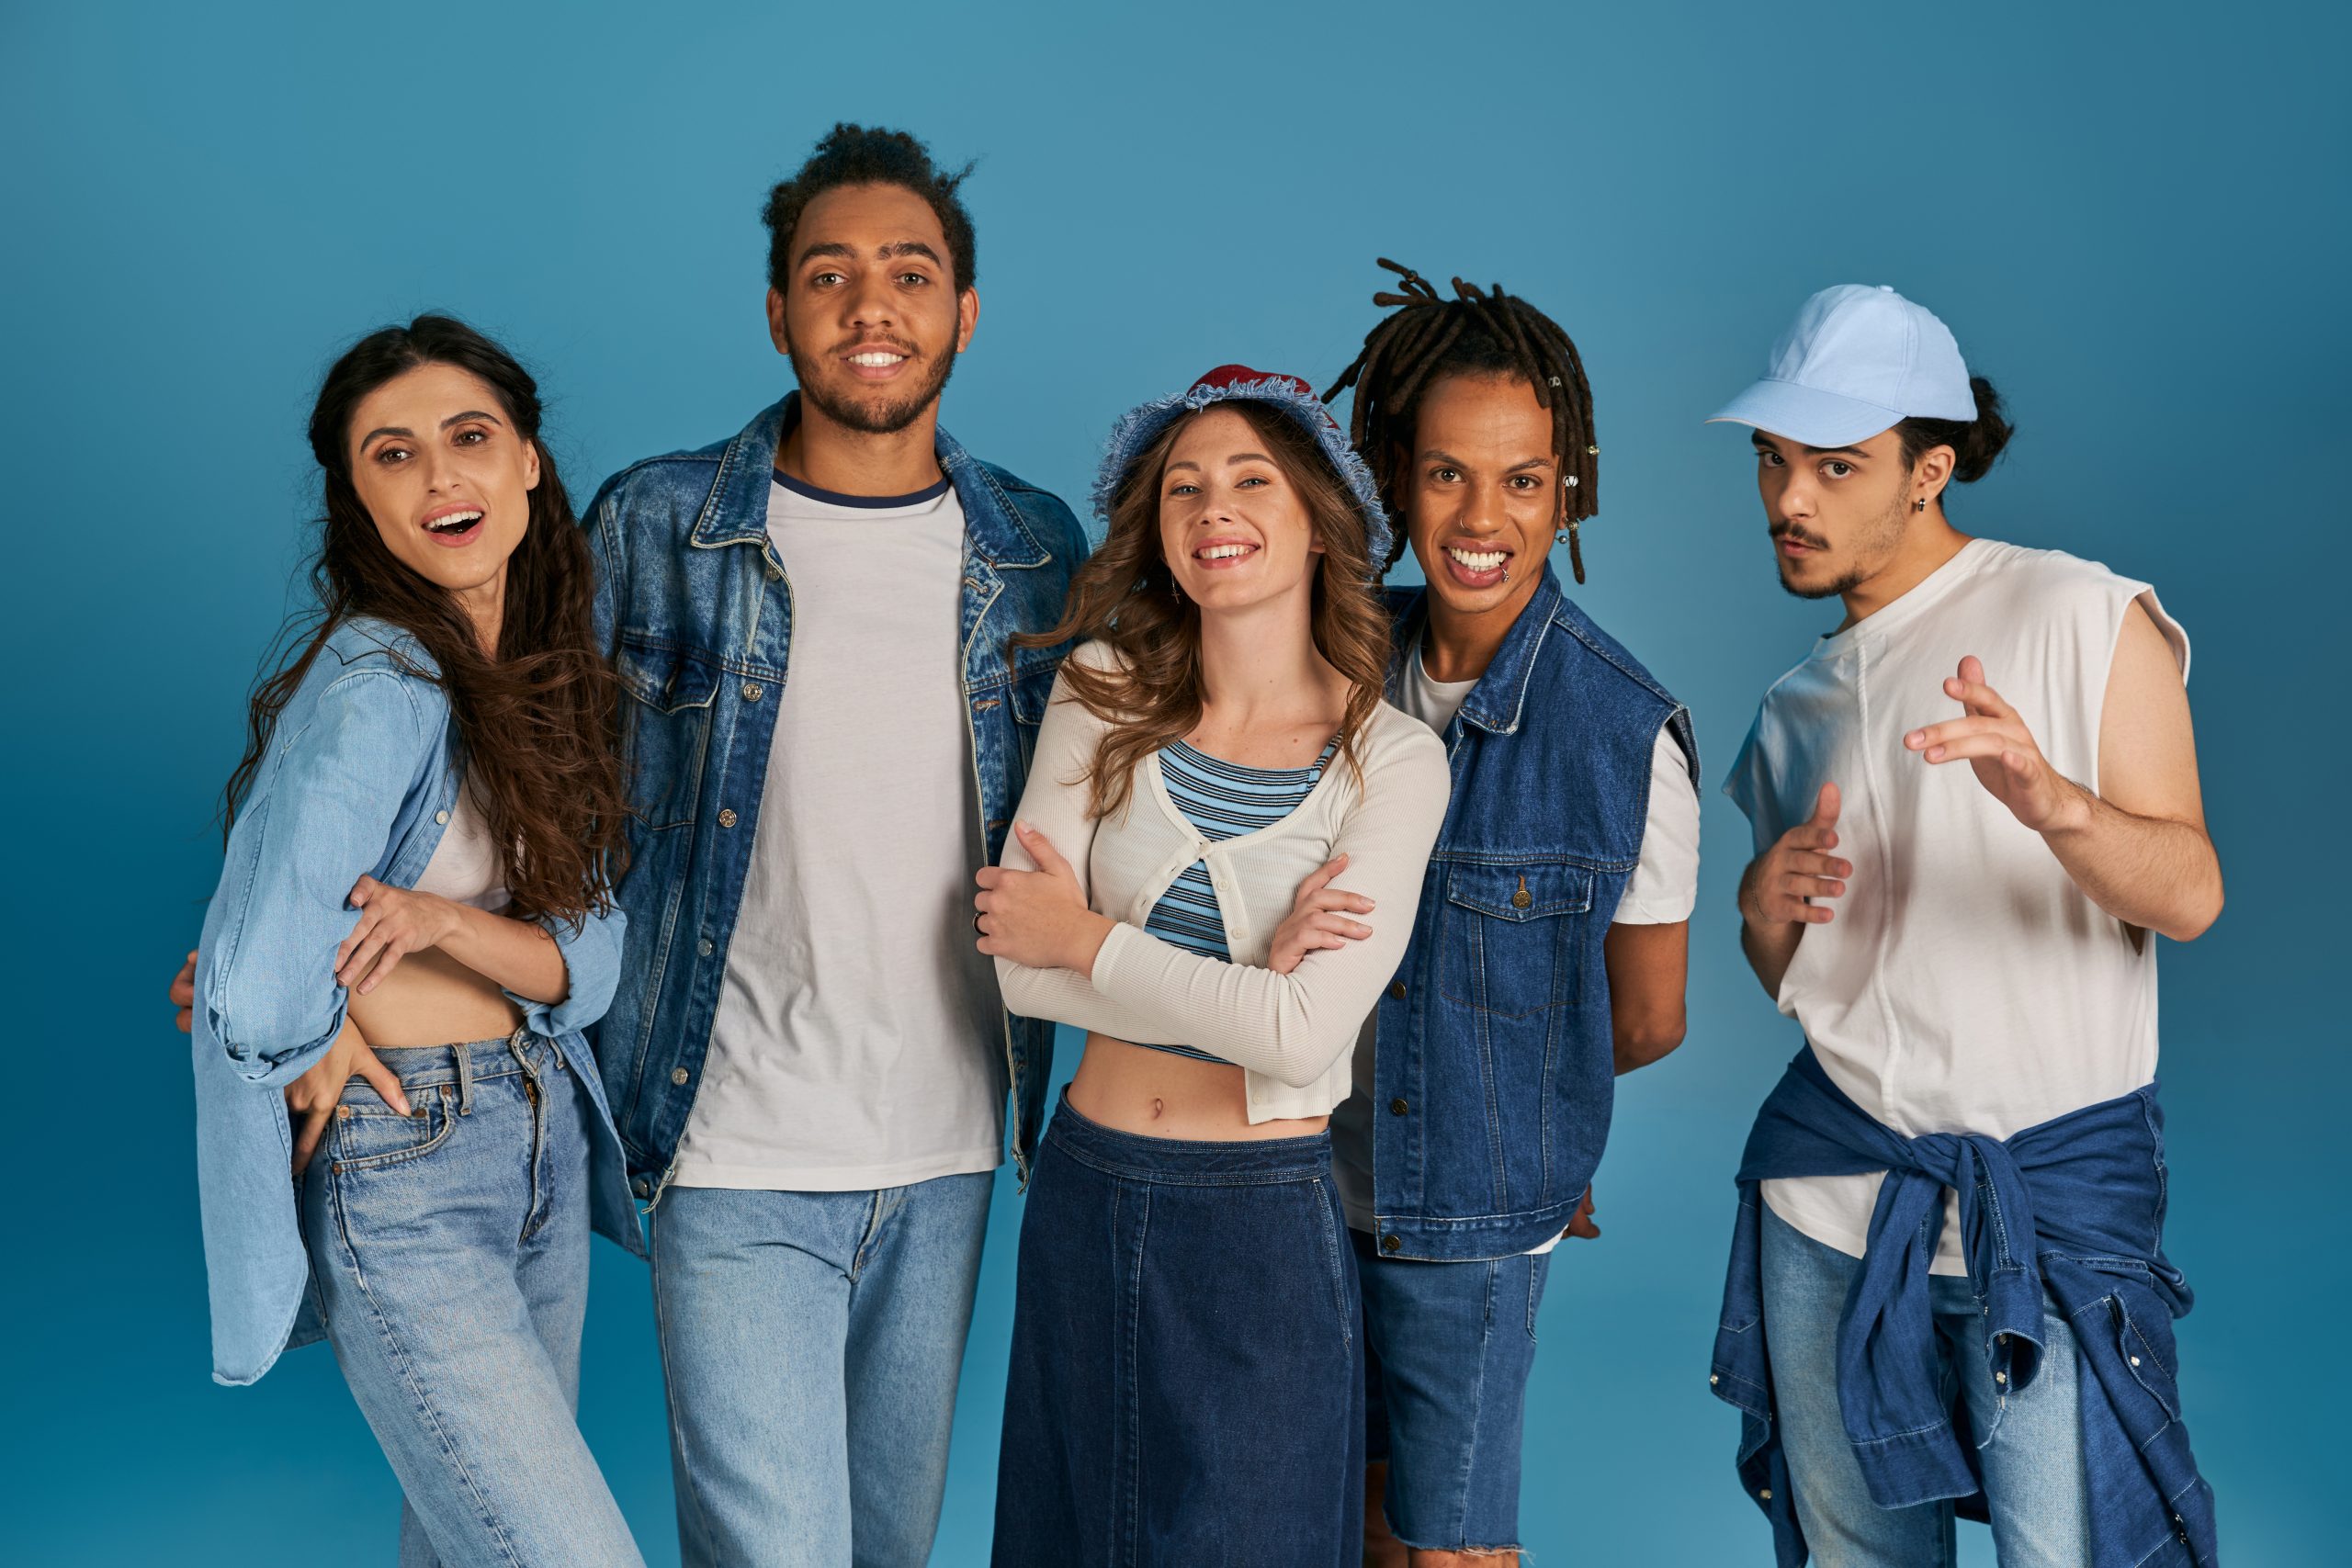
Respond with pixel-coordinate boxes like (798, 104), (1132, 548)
(1268, 853), (1374, 975)
(1905, 656), (2083, 832)
(1738, 782), (1850, 930)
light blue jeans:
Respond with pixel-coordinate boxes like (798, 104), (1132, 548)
(300, 1032), (642, 1568)
(650, 1173), (993, 1568)
(1758, 1203), (2092, 1567)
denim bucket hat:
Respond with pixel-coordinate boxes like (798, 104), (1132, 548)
(1093, 364), (1394, 574)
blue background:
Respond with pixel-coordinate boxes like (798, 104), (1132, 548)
(6, 2), (2344, 1562)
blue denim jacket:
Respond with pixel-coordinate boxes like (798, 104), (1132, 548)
(1713, 1048), (2218, 1567)
(189, 618), (643, 1387)
(582, 395), (1086, 1197)
(1363, 567), (1696, 1260)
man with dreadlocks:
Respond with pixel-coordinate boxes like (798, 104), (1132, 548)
(1319, 261), (1701, 1566)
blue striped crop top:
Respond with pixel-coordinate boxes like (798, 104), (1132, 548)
(1137, 735), (1339, 1066)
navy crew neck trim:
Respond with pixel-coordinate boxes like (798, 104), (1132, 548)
(770, 466), (953, 510)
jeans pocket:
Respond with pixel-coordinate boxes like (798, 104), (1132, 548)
(1525, 1250), (1552, 1342)
(330, 1081), (458, 1173)
(1307, 1178), (1355, 1351)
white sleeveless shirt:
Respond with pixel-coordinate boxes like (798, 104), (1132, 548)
(1724, 538), (2188, 1274)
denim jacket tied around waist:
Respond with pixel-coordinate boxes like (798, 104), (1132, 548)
(189, 618), (641, 1387)
(582, 394), (1089, 1199)
(1363, 567), (1696, 1261)
(1713, 1047), (2218, 1568)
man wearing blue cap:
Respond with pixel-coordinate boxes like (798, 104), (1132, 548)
(1704, 285), (2223, 1565)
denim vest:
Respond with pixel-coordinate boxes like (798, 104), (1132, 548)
(190, 618), (642, 1386)
(1713, 1049), (2217, 1567)
(1364, 568), (1696, 1260)
(582, 395), (1088, 1196)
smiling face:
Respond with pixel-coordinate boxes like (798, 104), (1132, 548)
(766, 181), (978, 434)
(1401, 373), (1559, 624)
(347, 361), (539, 608)
(1748, 425), (1922, 600)
(1157, 406), (1327, 617)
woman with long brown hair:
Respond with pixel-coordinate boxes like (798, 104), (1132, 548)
(978, 366), (1451, 1564)
(187, 317), (645, 1567)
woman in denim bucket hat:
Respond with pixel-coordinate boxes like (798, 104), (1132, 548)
(976, 366), (1451, 1563)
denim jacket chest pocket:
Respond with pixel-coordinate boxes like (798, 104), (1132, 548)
(1436, 861), (1596, 1019)
(615, 634), (724, 831)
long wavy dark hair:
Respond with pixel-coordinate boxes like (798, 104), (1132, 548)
(221, 315), (627, 924)
(1014, 400), (1394, 820)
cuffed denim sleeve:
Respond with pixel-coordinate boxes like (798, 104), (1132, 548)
(503, 902), (627, 1038)
(204, 670), (433, 1085)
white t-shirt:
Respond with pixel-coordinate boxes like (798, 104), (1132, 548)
(1333, 641), (1701, 1247)
(670, 473), (1005, 1191)
(1724, 538), (2188, 1274)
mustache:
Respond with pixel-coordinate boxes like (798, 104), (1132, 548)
(1771, 524), (1830, 551)
(830, 333), (921, 358)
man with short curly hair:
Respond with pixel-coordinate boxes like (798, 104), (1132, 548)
(586, 123), (1087, 1566)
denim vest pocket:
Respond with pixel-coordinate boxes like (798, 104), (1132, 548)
(615, 636), (723, 831)
(1438, 862), (1595, 1018)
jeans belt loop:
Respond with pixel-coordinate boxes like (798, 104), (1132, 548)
(455, 1038), (477, 1116)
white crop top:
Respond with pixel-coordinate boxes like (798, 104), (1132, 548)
(994, 640), (1453, 1123)
(412, 774), (511, 913)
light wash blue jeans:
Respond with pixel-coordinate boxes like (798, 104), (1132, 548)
(300, 1032), (642, 1568)
(1759, 1203), (2092, 1567)
(650, 1173), (993, 1568)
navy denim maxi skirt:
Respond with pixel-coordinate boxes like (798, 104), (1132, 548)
(991, 1096), (1365, 1566)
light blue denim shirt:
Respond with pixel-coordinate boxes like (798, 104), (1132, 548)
(189, 616), (643, 1387)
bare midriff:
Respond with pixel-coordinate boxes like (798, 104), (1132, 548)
(1068, 1034), (1328, 1142)
(345, 946), (523, 1048)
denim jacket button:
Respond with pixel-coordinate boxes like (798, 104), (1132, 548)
(1388, 981), (1407, 1000)
(697, 938), (715, 957)
(435, 810), (449, 825)
(1380, 1234), (1401, 1253)
(1759, 1489), (1773, 1502)
(1389, 1098), (1409, 1116)
(670, 1066), (690, 1086)
(633, 1177), (651, 1198)
(741, 681), (763, 702)
(718, 808), (739, 828)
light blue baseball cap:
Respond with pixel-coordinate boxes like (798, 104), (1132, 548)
(1709, 284), (1976, 446)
